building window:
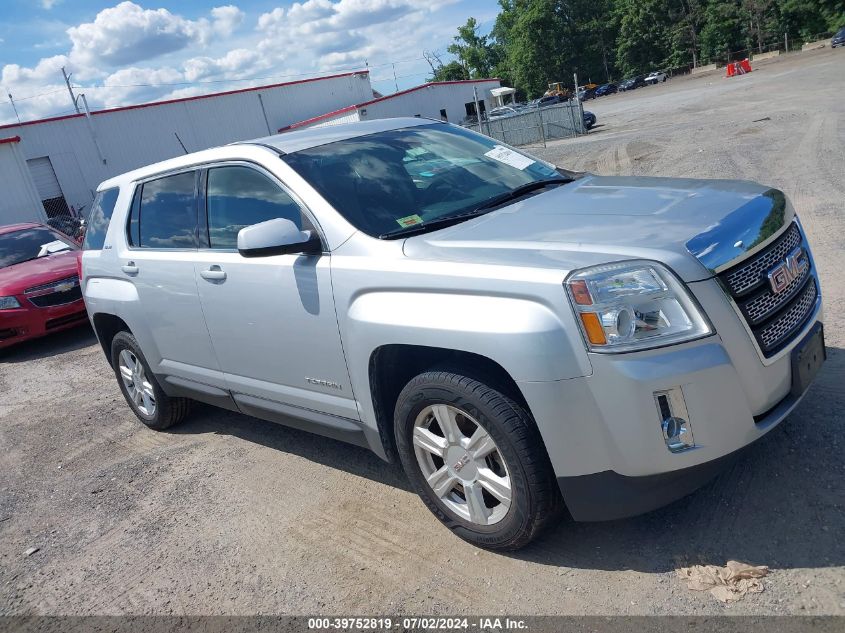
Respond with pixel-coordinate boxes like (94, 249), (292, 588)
(440, 109), (448, 121)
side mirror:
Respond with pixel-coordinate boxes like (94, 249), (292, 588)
(237, 218), (322, 258)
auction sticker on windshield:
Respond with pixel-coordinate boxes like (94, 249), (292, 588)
(484, 145), (534, 170)
(396, 214), (423, 228)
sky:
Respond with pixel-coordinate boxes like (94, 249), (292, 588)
(0, 0), (499, 126)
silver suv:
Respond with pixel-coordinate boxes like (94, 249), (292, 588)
(82, 118), (825, 549)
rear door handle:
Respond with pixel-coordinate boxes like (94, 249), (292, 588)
(200, 265), (227, 281)
(121, 262), (138, 275)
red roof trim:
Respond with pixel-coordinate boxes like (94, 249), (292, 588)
(0, 71), (370, 133)
(280, 78), (501, 131)
(0, 135), (21, 145)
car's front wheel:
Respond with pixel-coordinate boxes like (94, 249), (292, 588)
(111, 331), (191, 430)
(394, 371), (562, 550)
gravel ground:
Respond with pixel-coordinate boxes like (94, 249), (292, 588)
(1, 48), (843, 617)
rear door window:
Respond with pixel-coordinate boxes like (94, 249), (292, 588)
(129, 171), (197, 248)
(83, 187), (120, 250)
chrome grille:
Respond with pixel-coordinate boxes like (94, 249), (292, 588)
(25, 275), (82, 308)
(742, 263), (810, 325)
(758, 280), (817, 351)
(723, 223), (801, 296)
(719, 221), (817, 357)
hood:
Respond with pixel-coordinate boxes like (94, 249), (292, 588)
(0, 250), (80, 296)
(403, 175), (788, 281)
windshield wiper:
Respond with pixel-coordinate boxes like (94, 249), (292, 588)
(378, 177), (573, 240)
(379, 210), (492, 239)
(471, 177), (573, 213)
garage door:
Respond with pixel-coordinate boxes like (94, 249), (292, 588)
(27, 156), (63, 200)
(26, 156), (70, 218)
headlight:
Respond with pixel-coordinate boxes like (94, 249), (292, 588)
(0, 296), (21, 310)
(565, 261), (712, 352)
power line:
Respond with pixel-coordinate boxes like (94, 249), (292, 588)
(0, 87), (67, 103)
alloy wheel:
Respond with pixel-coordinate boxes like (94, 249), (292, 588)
(118, 349), (156, 416)
(412, 404), (512, 526)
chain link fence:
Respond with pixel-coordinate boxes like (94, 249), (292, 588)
(43, 197), (87, 244)
(461, 102), (587, 149)
(670, 30), (838, 76)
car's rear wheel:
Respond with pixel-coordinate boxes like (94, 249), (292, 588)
(394, 371), (562, 550)
(111, 331), (190, 430)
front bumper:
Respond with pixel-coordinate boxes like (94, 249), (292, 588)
(555, 384), (807, 521)
(518, 281), (823, 521)
(0, 299), (88, 349)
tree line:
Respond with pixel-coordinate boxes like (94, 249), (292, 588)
(426, 0), (844, 98)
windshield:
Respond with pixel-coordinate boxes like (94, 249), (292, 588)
(282, 123), (561, 238)
(0, 227), (76, 269)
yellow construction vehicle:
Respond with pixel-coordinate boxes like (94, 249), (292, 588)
(544, 81), (572, 100)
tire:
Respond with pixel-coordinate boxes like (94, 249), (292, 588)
(394, 371), (562, 550)
(110, 331), (191, 430)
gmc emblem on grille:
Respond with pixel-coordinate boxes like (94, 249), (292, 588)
(767, 246), (808, 294)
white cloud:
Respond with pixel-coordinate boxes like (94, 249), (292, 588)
(2, 54), (69, 90)
(66, 2), (245, 67)
(183, 48), (263, 82)
(40, 0), (62, 8)
(1, 0), (468, 125)
(210, 5), (245, 37)
(257, 0), (426, 38)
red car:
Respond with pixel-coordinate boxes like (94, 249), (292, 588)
(0, 223), (88, 350)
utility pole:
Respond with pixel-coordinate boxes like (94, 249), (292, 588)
(62, 67), (80, 114)
(784, 32), (789, 52)
(392, 63), (398, 93)
(7, 93), (21, 125)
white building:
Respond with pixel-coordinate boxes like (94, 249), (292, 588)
(0, 136), (45, 224)
(280, 79), (502, 131)
(0, 71), (372, 224)
(0, 73), (501, 226)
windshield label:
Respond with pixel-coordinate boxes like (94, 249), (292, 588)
(396, 214), (423, 228)
(484, 145), (534, 170)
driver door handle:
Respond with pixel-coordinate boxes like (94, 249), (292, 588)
(200, 265), (227, 282)
(121, 262), (138, 275)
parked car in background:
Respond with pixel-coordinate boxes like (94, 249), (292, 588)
(583, 110), (596, 129)
(0, 223), (86, 350)
(488, 106), (519, 121)
(595, 83), (617, 96)
(645, 71), (668, 84)
(82, 117), (824, 550)
(620, 76), (647, 91)
(577, 87), (596, 101)
(832, 27), (845, 48)
(536, 94), (565, 107)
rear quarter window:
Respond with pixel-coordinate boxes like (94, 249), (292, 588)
(82, 187), (120, 250)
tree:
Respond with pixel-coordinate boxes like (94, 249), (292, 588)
(438, 0), (845, 92)
(424, 50), (469, 82)
(429, 61), (471, 82)
(699, 1), (746, 63)
(670, 0), (705, 68)
(494, 0), (571, 97)
(615, 0), (673, 76)
(447, 17), (499, 78)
